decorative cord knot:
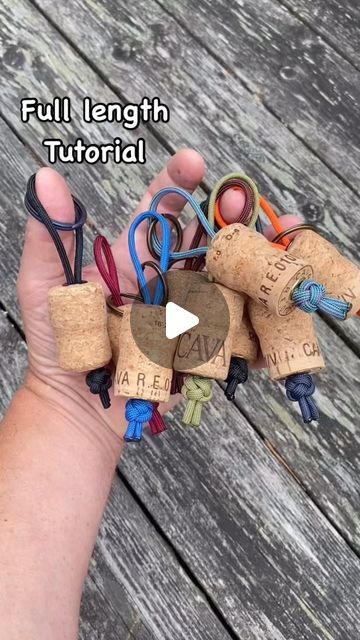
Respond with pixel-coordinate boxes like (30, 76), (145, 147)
(225, 357), (248, 401)
(86, 368), (112, 409)
(285, 373), (320, 424)
(293, 279), (350, 320)
(182, 376), (213, 427)
(125, 399), (154, 442)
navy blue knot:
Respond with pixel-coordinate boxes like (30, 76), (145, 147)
(292, 279), (350, 320)
(225, 357), (248, 401)
(285, 373), (320, 424)
(86, 368), (112, 409)
(125, 399), (154, 442)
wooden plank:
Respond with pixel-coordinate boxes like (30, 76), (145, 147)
(156, 0), (360, 188)
(279, 0), (360, 70)
(89, 475), (232, 640)
(227, 313), (360, 550)
(14, 0), (360, 348)
(121, 387), (360, 639)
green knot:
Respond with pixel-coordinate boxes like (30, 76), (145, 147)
(181, 376), (213, 427)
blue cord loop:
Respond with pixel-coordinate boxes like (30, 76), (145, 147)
(293, 279), (350, 320)
(125, 210), (172, 442)
(125, 400), (154, 442)
(149, 187), (215, 260)
(285, 374), (320, 424)
(128, 210), (171, 305)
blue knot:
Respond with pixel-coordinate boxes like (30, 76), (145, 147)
(124, 399), (154, 442)
(285, 373), (320, 424)
(292, 279), (350, 320)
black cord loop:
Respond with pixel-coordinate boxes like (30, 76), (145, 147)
(24, 174), (87, 285)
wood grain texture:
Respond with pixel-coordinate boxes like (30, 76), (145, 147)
(121, 386), (360, 639)
(279, 0), (360, 70)
(88, 475), (232, 640)
(157, 0), (360, 188)
(22, 0), (360, 348)
(0, 311), (27, 415)
(228, 313), (360, 550)
(80, 472), (233, 639)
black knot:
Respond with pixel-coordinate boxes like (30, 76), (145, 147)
(86, 367), (112, 409)
(225, 357), (248, 401)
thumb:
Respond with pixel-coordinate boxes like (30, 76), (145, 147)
(19, 168), (77, 297)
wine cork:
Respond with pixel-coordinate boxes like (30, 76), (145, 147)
(248, 299), (325, 380)
(206, 224), (313, 317)
(232, 307), (259, 363)
(107, 304), (123, 364)
(173, 279), (245, 380)
(48, 282), (111, 372)
(114, 305), (177, 402)
(166, 270), (206, 307)
(290, 230), (360, 317)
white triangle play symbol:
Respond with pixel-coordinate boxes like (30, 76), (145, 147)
(165, 302), (199, 340)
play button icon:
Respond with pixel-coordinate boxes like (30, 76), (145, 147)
(165, 302), (199, 340)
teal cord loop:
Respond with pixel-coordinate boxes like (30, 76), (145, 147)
(149, 187), (214, 261)
(285, 374), (319, 424)
(293, 279), (351, 320)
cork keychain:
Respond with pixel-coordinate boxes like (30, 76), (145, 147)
(206, 222), (351, 320)
(271, 227), (360, 318)
(207, 174), (261, 400)
(257, 198), (359, 318)
(248, 299), (325, 423)
(94, 235), (167, 438)
(147, 210), (201, 395)
(148, 187), (217, 425)
(149, 183), (253, 425)
(25, 175), (112, 409)
(112, 210), (178, 442)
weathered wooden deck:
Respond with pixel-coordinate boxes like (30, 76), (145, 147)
(1, 0), (360, 637)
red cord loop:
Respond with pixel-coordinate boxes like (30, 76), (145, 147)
(94, 236), (123, 307)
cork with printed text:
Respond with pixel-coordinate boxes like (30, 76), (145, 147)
(174, 280), (243, 380)
(206, 224), (313, 317)
(248, 299), (325, 380)
(114, 304), (177, 402)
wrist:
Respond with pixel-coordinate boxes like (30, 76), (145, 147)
(21, 370), (124, 466)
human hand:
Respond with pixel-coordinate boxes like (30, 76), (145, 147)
(17, 151), (301, 442)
